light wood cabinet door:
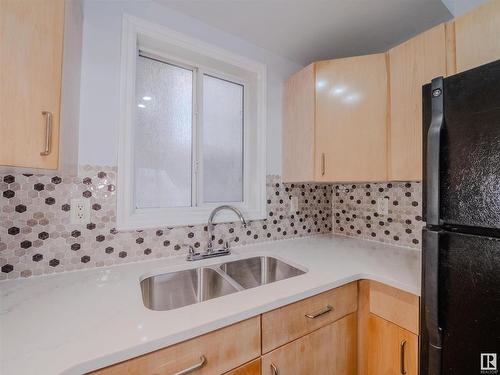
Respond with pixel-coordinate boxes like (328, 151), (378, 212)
(388, 24), (447, 181)
(224, 359), (261, 375)
(282, 63), (316, 182)
(315, 53), (388, 182)
(0, 0), (64, 169)
(364, 314), (418, 375)
(261, 313), (357, 375)
(455, 0), (500, 73)
(90, 317), (261, 375)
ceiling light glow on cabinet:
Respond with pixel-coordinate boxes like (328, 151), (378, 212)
(329, 85), (346, 97)
(142, 96), (152, 101)
(137, 103), (146, 108)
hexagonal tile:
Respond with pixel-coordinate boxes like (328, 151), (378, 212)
(118, 251), (127, 258)
(3, 175), (15, 184)
(92, 203), (101, 211)
(3, 190), (15, 198)
(51, 176), (62, 184)
(38, 232), (49, 240)
(15, 204), (27, 213)
(1, 264), (14, 273)
(61, 204), (70, 212)
(82, 191), (92, 198)
(32, 254), (43, 262)
(20, 240), (32, 249)
(71, 230), (81, 238)
(33, 183), (44, 191)
(45, 197), (55, 205)
(70, 243), (81, 251)
(7, 227), (20, 235)
(105, 246), (114, 254)
(49, 259), (60, 267)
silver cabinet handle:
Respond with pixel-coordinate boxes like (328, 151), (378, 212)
(40, 111), (53, 156)
(321, 153), (326, 176)
(305, 305), (333, 319)
(400, 340), (407, 375)
(270, 363), (279, 375)
(172, 355), (206, 375)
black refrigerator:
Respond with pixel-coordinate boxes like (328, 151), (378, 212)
(421, 60), (500, 375)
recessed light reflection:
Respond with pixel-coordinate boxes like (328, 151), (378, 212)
(316, 80), (327, 90)
(329, 85), (346, 97)
(343, 93), (361, 104)
(142, 96), (152, 101)
(137, 104), (146, 108)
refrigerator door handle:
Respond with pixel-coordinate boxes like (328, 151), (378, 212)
(426, 77), (444, 227)
(423, 230), (443, 374)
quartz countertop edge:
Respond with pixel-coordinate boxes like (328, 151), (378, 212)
(0, 234), (421, 375)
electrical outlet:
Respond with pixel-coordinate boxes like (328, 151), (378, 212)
(377, 197), (389, 215)
(290, 196), (299, 213)
(70, 198), (90, 224)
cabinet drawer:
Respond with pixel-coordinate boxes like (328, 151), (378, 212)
(261, 282), (357, 353)
(261, 313), (357, 375)
(90, 317), (260, 375)
(367, 280), (419, 334)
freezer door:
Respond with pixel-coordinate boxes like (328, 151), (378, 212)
(423, 59), (500, 230)
(421, 230), (500, 374)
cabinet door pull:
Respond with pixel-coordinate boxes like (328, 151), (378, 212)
(305, 305), (333, 319)
(321, 153), (326, 176)
(40, 111), (53, 156)
(400, 340), (407, 374)
(270, 363), (279, 375)
(172, 355), (206, 375)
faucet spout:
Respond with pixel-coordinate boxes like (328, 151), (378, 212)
(207, 205), (247, 253)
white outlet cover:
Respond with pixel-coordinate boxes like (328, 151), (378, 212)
(70, 198), (90, 224)
(377, 197), (389, 216)
(290, 196), (299, 213)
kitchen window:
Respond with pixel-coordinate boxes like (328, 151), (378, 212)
(117, 16), (266, 229)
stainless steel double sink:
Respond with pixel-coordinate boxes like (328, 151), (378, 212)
(141, 256), (305, 311)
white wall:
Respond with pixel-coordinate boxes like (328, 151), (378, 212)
(441, 0), (490, 17)
(79, 0), (302, 175)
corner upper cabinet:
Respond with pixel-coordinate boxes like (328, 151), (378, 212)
(388, 24), (447, 181)
(0, 0), (81, 172)
(454, 0), (500, 73)
(282, 54), (388, 183)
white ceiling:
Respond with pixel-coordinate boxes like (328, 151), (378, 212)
(155, 0), (453, 66)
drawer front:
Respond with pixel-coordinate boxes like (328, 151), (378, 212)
(261, 313), (357, 375)
(367, 280), (419, 334)
(90, 317), (260, 375)
(261, 282), (357, 353)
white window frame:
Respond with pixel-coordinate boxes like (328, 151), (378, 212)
(117, 15), (267, 230)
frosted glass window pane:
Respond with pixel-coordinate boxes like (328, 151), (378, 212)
(134, 55), (193, 208)
(203, 75), (244, 203)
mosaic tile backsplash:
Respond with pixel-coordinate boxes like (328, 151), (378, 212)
(333, 182), (424, 248)
(0, 167), (333, 280)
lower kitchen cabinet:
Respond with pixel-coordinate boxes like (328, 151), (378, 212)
(365, 314), (418, 375)
(224, 359), (261, 375)
(261, 313), (357, 375)
(89, 317), (260, 375)
(90, 281), (419, 375)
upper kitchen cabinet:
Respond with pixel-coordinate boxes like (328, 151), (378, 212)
(282, 54), (388, 183)
(0, 0), (81, 172)
(454, 0), (500, 73)
(282, 64), (316, 182)
(388, 24), (447, 181)
(315, 54), (388, 182)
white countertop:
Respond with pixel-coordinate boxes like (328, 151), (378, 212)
(0, 235), (421, 375)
